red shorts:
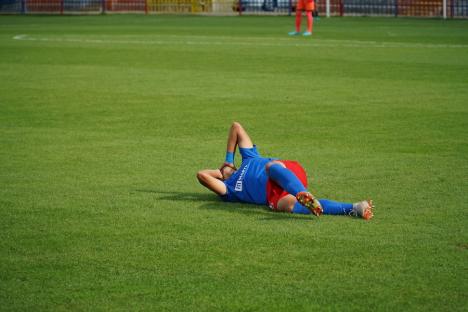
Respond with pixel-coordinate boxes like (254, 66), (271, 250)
(297, 0), (314, 11)
(266, 160), (308, 210)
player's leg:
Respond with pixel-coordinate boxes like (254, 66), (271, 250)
(275, 195), (327, 216)
(276, 195), (352, 215)
(282, 197), (374, 220)
(276, 194), (296, 212)
(225, 122), (254, 164)
(303, 10), (313, 35)
(295, 10), (302, 32)
(266, 161), (307, 196)
(316, 199), (353, 215)
(266, 161), (322, 216)
(303, 0), (314, 36)
(289, 0), (304, 35)
(267, 161), (374, 219)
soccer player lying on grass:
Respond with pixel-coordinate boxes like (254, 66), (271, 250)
(197, 122), (374, 220)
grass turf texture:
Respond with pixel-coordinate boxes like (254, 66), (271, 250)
(1, 15), (467, 311)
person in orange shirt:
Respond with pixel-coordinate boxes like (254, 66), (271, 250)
(289, 0), (315, 36)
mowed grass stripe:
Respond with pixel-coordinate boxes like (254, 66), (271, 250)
(13, 33), (468, 48)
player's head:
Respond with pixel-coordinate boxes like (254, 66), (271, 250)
(220, 163), (237, 181)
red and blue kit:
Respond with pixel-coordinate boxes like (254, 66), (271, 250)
(221, 146), (307, 209)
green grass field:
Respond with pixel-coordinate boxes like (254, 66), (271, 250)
(1, 14), (467, 311)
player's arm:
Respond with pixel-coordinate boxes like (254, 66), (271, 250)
(196, 169), (227, 196)
(225, 122), (254, 164)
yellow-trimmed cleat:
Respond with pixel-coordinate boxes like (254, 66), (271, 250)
(296, 191), (323, 216)
(351, 200), (374, 220)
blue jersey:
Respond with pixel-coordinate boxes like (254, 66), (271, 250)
(222, 145), (275, 205)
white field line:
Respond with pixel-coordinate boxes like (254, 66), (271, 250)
(13, 34), (468, 49)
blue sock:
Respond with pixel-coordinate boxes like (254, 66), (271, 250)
(292, 201), (311, 214)
(319, 199), (353, 215)
(291, 199), (353, 215)
(268, 164), (307, 196)
(225, 151), (234, 164)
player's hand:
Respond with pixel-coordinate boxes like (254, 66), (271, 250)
(219, 162), (237, 180)
(219, 162), (235, 170)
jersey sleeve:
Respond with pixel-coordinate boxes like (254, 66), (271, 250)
(219, 184), (235, 202)
(239, 145), (261, 162)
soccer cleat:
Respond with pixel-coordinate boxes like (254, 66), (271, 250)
(350, 200), (374, 220)
(302, 31), (312, 36)
(296, 191), (323, 216)
(288, 31), (300, 36)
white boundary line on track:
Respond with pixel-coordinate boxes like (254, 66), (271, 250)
(13, 34), (468, 49)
